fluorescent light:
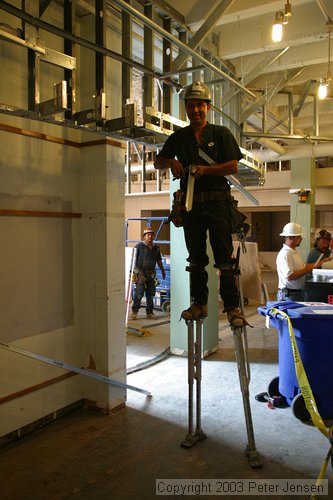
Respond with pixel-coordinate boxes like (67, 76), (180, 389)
(272, 22), (283, 43)
(318, 81), (328, 100)
(318, 31), (332, 99)
(272, 12), (283, 43)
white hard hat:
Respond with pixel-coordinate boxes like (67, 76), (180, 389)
(279, 222), (303, 237)
(184, 81), (212, 102)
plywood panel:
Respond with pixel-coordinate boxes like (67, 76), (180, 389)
(233, 241), (264, 304)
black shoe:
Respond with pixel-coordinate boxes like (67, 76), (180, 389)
(255, 392), (269, 403)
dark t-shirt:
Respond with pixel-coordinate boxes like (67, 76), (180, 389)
(306, 247), (331, 263)
(156, 123), (243, 193)
(134, 242), (162, 272)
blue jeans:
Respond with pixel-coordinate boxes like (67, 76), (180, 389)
(132, 274), (156, 313)
(183, 199), (239, 310)
(277, 288), (304, 302)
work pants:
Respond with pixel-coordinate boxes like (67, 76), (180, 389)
(132, 274), (156, 313)
(183, 199), (239, 311)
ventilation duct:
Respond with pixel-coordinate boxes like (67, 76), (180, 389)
(251, 143), (333, 162)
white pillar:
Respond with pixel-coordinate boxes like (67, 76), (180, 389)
(79, 141), (127, 411)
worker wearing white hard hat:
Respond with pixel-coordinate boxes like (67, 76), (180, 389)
(276, 222), (331, 301)
(279, 222), (303, 237)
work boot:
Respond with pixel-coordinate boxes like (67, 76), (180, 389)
(130, 312), (138, 320)
(227, 307), (247, 329)
(181, 303), (208, 321)
(146, 312), (157, 319)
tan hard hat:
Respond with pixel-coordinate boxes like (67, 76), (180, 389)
(143, 226), (154, 236)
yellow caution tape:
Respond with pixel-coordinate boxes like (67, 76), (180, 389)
(270, 308), (332, 498)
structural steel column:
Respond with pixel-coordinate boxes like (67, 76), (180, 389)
(122, 1), (132, 113)
(24, 0), (40, 111)
(64, 0), (76, 118)
(143, 3), (153, 109)
(290, 158), (316, 260)
(163, 17), (171, 116)
(95, 0), (106, 96)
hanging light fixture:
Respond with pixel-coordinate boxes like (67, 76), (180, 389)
(272, 1), (292, 43)
(318, 79), (328, 100)
(283, 0), (292, 24)
(318, 30), (331, 100)
(272, 11), (283, 42)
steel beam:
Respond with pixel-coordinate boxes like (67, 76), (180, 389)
(172, 0), (234, 71)
(241, 69), (305, 123)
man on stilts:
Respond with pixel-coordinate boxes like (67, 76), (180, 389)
(154, 81), (247, 328)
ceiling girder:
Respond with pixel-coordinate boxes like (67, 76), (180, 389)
(171, 0), (234, 71)
(293, 80), (316, 117)
(39, 0), (52, 17)
(218, 48), (289, 107)
(109, 0), (256, 98)
(241, 68), (305, 123)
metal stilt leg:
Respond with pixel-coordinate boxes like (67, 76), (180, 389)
(181, 319), (207, 448)
(231, 246), (262, 468)
(233, 325), (262, 467)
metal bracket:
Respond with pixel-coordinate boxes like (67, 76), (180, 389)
(40, 47), (76, 70)
(73, 92), (106, 125)
(105, 102), (137, 131)
(0, 27), (45, 53)
(38, 81), (68, 116)
(0, 28), (76, 70)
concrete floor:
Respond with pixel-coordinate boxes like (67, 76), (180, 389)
(1, 305), (332, 499)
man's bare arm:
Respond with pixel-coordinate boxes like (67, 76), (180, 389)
(154, 156), (185, 179)
(191, 159), (238, 178)
(289, 257), (332, 280)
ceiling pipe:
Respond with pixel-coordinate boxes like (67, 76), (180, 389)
(256, 137), (286, 155)
(251, 143), (333, 162)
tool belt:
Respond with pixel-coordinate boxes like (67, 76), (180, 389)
(226, 193), (250, 238)
(132, 269), (156, 285)
(193, 191), (227, 202)
(166, 189), (186, 227)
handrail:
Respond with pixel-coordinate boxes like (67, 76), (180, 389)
(125, 216), (170, 246)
